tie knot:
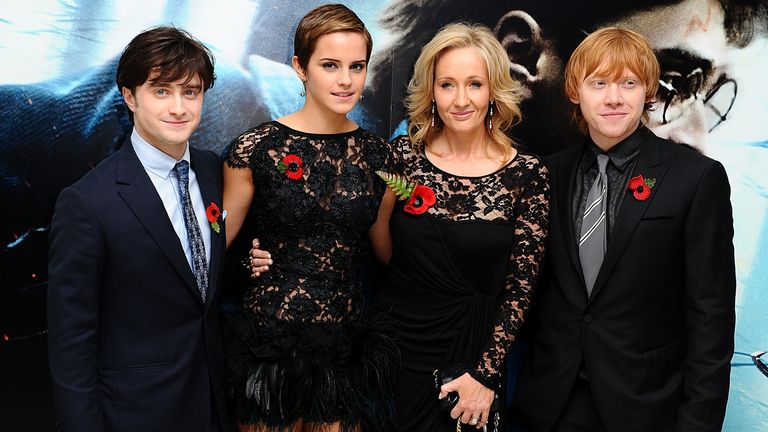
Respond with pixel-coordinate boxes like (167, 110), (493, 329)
(174, 160), (190, 185)
(596, 154), (609, 174)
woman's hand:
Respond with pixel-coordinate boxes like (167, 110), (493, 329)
(247, 238), (272, 278)
(439, 372), (495, 429)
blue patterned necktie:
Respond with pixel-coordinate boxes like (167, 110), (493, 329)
(173, 160), (208, 301)
(579, 154), (609, 296)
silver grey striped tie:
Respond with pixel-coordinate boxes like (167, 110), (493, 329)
(579, 154), (609, 296)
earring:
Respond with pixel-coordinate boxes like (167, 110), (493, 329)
(431, 100), (435, 127)
(300, 89), (306, 97)
(488, 101), (494, 130)
(300, 80), (306, 97)
(360, 94), (364, 101)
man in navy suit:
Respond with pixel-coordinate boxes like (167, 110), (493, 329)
(47, 26), (230, 431)
(514, 27), (736, 431)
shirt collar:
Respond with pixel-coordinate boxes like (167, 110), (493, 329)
(131, 128), (190, 179)
(582, 125), (644, 173)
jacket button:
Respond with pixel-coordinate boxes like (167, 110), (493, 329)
(583, 314), (593, 324)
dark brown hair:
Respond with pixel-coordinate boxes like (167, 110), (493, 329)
(293, 4), (372, 72)
(116, 26), (215, 120)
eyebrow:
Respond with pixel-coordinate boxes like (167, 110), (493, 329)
(317, 57), (367, 63)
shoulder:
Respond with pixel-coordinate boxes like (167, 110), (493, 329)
(652, 134), (723, 178)
(543, 142), (582, 169)
(235, 121), (281, 143)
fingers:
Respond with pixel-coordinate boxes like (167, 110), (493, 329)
(248, 238), (273, 279)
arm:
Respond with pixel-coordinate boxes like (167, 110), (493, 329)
(47, 186), (106, 432)
(369, 188), (396, 265)
(471, 161), (549, 387)
(676, 161), (735, 431)
(443, 161), (550, 428)
(222, 132), (260, 247)
(223, 163), (254, 247)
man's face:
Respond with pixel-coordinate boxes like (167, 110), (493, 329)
(122, 71), (204, 158)
(571, 66), (647, 151)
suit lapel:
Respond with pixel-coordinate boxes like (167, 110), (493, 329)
(115, 140), (201, 300)
(548, 144), (590, 305)
(588, 132), (669, 303)
(556, 145), (586, 286)
(190, 149), (223, 306)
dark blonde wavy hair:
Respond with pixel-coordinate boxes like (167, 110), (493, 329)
(406, 22), (523, 160)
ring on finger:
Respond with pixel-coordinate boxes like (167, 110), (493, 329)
(469, 417), (479, 426)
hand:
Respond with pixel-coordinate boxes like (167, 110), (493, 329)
(248, 238), (272, 278)
(439, 372), (495, 429)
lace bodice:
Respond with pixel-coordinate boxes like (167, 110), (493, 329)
(225, 121), (388, 324)
(389, 135), (550, 386)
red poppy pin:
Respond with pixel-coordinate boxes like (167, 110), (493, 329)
(206, 202), (223, 234)
(277, 154), (304, 180)
(627, 175), (656, 201)
(376, 171), (436, 215)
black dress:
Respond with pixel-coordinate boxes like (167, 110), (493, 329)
(377, 136), (549, 431)
(223, 121), (398, 431)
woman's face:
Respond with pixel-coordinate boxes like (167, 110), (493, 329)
(432, 46), (492, 135)
(295, 31), (368, 117)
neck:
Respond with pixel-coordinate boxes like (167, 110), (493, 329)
(431, 127), (490, 160)
(590, 123), (640, 152)
(286, 102), (356, 134)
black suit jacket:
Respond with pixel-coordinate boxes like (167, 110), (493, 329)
(515, 128), (735, 432)
(48, 139), (231, 432)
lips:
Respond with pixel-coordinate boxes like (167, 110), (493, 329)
(450, 110), (474, 120)
(332, 91), (355, 98)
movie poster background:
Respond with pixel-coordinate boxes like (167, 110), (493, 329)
(1, 1), (766, 430)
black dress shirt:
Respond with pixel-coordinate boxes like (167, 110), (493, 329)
(572, 126), (644, 242)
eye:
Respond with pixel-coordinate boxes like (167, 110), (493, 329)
(623, 79), (637, 88)
(154, 89), (168, 96)
(591, 80), (606, 89)
(183, 89), (200, 97)
(322, 62), (338, 71)
(350, 63), (366, 72)
(439, 82), (455, 90)
(469, 81), (483, 89)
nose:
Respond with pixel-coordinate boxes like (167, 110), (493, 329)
(454, 86), (469, 107)
(169, 94), (186, 116)
(338, 68), (352, 86)
(651, 99), (710, 153)
(604, 84), (623, 106)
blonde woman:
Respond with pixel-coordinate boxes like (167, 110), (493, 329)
(372, 23), (549, 431)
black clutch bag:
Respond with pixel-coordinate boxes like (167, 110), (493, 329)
(433, 365), (501, 431)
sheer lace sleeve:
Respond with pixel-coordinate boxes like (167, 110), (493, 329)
(470, 157), (550, 388)
(223, 123), (276, 169)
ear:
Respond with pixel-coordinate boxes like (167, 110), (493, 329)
(291, 56), (307, 82)
(493, 10), (560, 99)
(569, 93), (580, 104)
(121, 87), (137, 112)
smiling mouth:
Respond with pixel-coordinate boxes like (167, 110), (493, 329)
(332, 91), (355, 98)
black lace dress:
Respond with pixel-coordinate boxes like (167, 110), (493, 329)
(376, 136), (549, 431)
(223, 121), (398, 431)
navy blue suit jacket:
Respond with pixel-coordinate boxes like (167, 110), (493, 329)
(515, 128), (736, 432)
(47, 139), (230, 432)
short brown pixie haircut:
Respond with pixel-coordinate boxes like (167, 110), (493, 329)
(116, 26), (216, 122)
(564, 27), (660, 134)
(293, 4), (373, 72)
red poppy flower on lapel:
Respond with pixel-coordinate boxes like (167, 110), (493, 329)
(404, 184), (437, 215)
(376, 171), (437, 215)
(627, 175), (656, 201)
(277, 154), (304, 180)
(206, 202), (222, 233)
